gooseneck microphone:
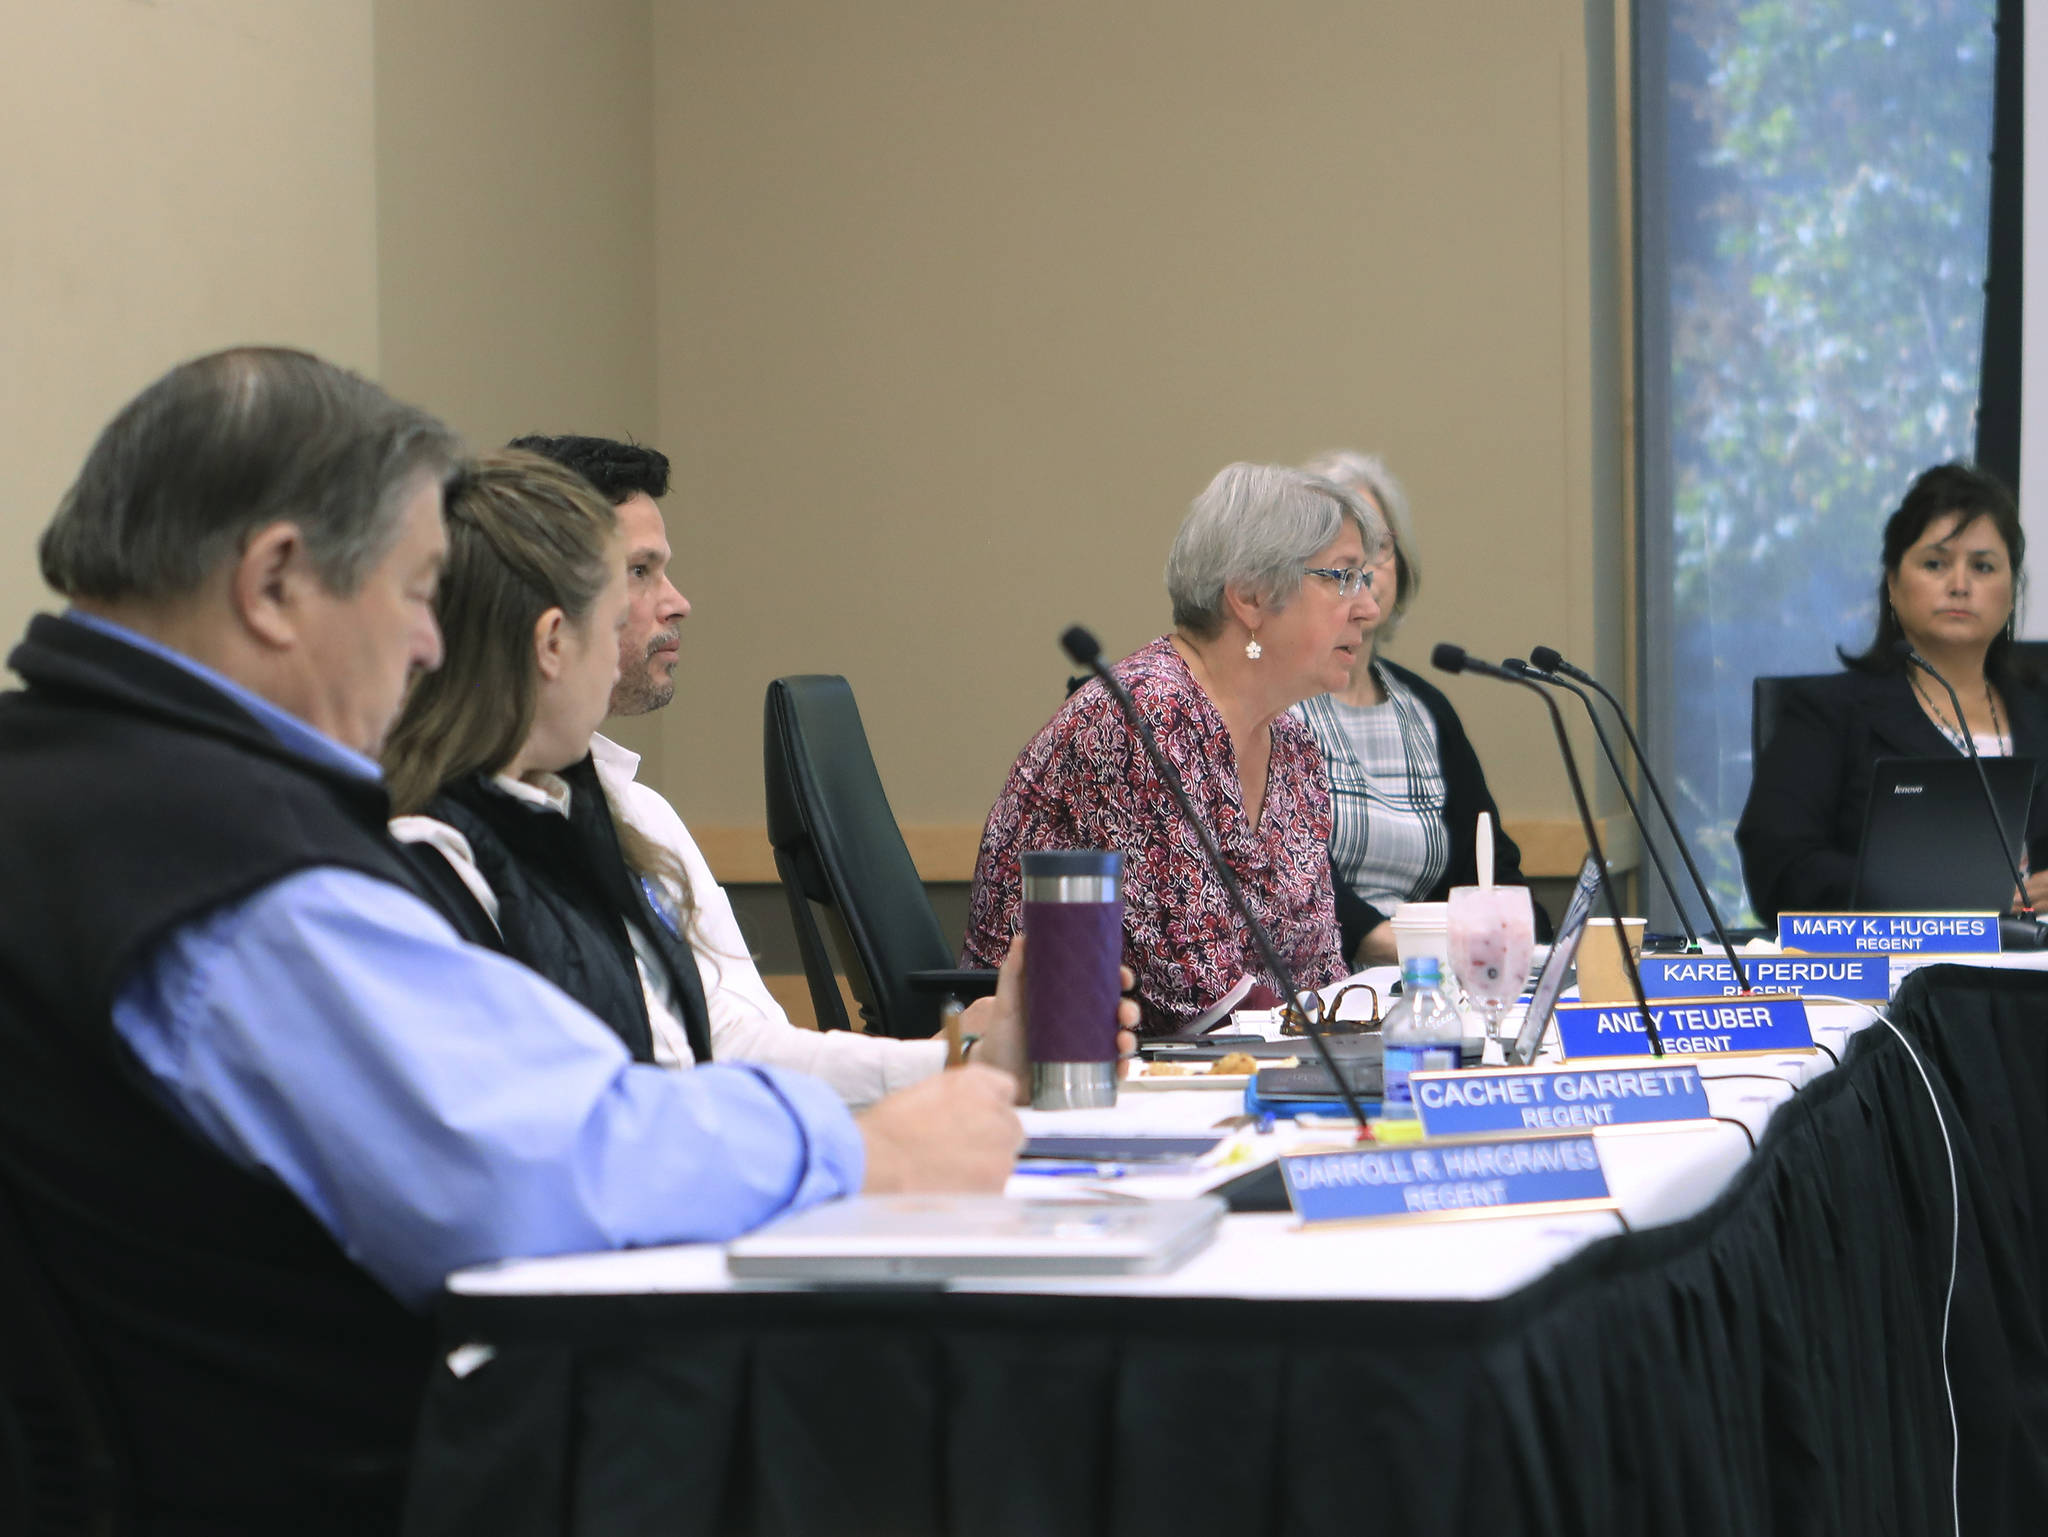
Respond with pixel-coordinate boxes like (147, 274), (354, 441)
(1527, 645), (1753, 991)
(1059, 626), (1374, 1127)
(1894, 640), (2046, 946)
(1432, 644), (1665, 1055)
(1501, 658), (1701, 950)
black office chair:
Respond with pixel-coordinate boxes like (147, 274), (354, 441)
(1751, 673), (1836, 764)
(0, 1176), (127, 1536)
(764, 676), (996, 1038)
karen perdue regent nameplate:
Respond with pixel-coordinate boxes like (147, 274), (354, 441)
(1633, 952), (1888, 1002)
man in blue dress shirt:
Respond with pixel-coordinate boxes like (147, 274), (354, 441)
(0, 347), (1022, 1535)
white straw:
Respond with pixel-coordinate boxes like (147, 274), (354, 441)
(1476, 811), (1495, 888)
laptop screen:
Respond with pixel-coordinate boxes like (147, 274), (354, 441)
(1510, 853), (1605, 1064)
(1854, 755), (2036, 911)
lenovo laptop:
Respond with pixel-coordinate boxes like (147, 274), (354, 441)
(1852, 756), (2036, 911)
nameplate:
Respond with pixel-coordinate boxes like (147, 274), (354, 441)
(1634, 952), (1889, 1001)
(1778, 912), (2000, 954)
(1280, 1135), (1610, 1224)
(1411, 1064), (1711, 1136)
(1552, 994), (1814, 1058)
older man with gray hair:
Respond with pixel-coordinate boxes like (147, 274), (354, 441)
(0, 348), (1022, 1534)
(963, 461), (1383, 1033)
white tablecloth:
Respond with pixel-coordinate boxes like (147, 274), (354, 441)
(447, 1004), (1871, 1307)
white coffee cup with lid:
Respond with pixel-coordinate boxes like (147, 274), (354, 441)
(1388, 901), (1451, 968)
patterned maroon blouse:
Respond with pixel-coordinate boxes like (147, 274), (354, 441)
(962, 637), (1347, 1035)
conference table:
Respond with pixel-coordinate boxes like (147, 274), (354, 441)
(402, 961), (2048, 1537)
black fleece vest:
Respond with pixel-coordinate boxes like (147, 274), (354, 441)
(426, 759), (714, 1065)
(0, 615), (490, 1534)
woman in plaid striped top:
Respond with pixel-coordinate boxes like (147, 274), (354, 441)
(1291, 452), (1548, 967)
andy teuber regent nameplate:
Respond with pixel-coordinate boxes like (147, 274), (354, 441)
(1551, 994), (1815, 1058)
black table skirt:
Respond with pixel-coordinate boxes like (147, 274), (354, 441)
(405, 966), (2048, 1537)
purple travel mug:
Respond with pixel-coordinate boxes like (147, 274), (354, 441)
(1021, 850), (1124, 1109)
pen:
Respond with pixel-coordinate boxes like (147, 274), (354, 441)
(1014, 1163), (1129, 1178)
(941, 997), (965, 1068)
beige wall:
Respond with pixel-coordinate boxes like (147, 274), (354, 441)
(0, 0), (380, 664)
(649, 1), (1630, 863)
(1, 0), (669, 760)
(3, 1), (1629, 874)
(373, 0), (658, 450)
(372, 0), (665, 773)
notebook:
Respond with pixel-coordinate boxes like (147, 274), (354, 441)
(724, 1195), (1226, 1282)
(1852, 756), (2036, 911)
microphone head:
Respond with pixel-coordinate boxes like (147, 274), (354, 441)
(1503, 657), (1531, 676)
(1528, 645), (1563, 674)
(1893, 638), (1920, 660)
(1431, 642), (1469, 675)
(1060, 626), (1103, 667)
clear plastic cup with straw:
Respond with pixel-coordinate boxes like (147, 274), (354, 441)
(1446, 812), (1535, 1065)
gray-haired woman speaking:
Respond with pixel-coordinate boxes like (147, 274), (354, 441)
(962, 462), (1380, 1034)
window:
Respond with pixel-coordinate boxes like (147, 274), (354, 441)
(1637, 0), (1998, 927)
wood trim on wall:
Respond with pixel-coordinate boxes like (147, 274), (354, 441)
(693, 818), (1640, 887)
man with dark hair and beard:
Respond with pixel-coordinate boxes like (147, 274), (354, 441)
(505, 433), (1098, 1104)
(509, 435), (687, 712)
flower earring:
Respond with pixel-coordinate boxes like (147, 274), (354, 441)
(1245, 636), (1263, 661)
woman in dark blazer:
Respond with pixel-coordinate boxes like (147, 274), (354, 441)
(1292, 451), (1549, 965)
(1738, 463), (2048, 922)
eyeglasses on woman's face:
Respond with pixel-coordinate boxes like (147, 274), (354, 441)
(1304, 565), (1374, 598)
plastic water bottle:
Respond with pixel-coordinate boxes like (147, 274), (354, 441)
(1381, 955), (1464, 1119)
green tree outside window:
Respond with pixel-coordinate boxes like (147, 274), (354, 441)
(1662, 0), (1995, 922)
